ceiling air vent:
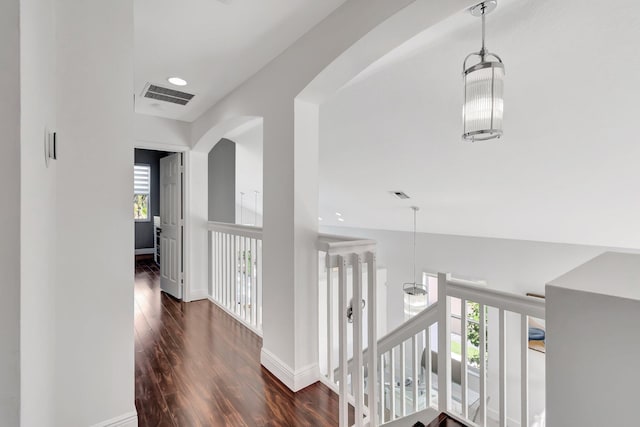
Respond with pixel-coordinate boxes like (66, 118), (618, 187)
(390, 190), (410, 200)
(142, 83), (195, 106)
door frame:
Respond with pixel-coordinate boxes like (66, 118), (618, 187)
(134, 141), (192, 301)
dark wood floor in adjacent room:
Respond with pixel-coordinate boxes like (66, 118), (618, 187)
(425, 413), (467, 427)
(134, 260), (341, 426)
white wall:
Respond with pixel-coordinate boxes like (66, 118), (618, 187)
(233, 122), (263, 226)
(547, 253), (640, 426)
(186, 150), (209, 302)
(0, 0), (21, 423)
(135, 113), (190, 149)
(208, 138), (236, 223)
(19, 0), (57, 423)
(54, 0), (136, 425)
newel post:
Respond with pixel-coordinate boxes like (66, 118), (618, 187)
(437, 273), (451, 412)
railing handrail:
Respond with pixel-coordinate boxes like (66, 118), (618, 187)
(334, 302), (439, 378)
(318, 233), (376, 253)
(446, 276), (545, 319)
(378, 303), (438, 354)
(207, 221), (263, 240)
(332, 277), (546, 380)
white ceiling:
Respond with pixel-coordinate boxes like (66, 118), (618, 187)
(320, 0), (640, 249)
(134, 0), (347, 122)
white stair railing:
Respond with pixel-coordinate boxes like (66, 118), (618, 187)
(377, 303), (439, 424)
(207, 221), (263, 334)
(440, 274), (545, 427)
(318, 234), (378, 427)
(322, 267), (546, 427)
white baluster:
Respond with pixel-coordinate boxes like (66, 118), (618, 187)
(479, 303), (487, 427)
(426, 327), (432, 408)
(338, 255), (348, 427)
(257, 239), (262, 330)
(390, 347), (396, 420)
(499, 308), (507, 427)
(380, 353), (385, 423)
(367, 252), (378, 426)
(400, 341), (406, 417)
(437, 273), (451, 412)
(412, 335), (419, 414)
(251, 238), (257, 328)
(521, 314), (529, 427)
(461, 299), (468, 418)
(224, 233), (228, 309)
(353, 254), (364, 426)
(243, 237), (248, 321)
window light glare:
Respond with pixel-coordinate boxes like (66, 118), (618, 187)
(335, 212), (342, 216)
(167, 77), (188, 87)
(338, 218), (345, 222)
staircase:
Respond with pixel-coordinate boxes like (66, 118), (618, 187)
(318, 235), (545, 427)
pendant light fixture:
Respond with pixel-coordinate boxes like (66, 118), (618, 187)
(403, 207), (427, 318)
(462, 1), (504, 142)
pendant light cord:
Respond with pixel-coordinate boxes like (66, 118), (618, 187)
(480, 4), (487, 59)
(411, 207), (418, 284)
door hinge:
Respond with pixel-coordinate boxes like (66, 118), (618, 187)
(180, 272), (184, 283)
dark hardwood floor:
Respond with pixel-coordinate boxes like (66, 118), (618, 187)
(134, 260), (342, 426)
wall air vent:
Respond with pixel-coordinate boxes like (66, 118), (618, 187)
(390, 190), (410, 200)
(142, 83), (195, 106)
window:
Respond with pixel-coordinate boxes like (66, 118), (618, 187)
(134, 164), (151, 221)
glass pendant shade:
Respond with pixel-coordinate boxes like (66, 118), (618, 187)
(463, 61), (504, 141)
(404, 290), (428, 319)
(461, 1), (504, 142)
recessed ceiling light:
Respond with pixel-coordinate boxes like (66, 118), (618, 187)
(335, 212), (342, 217)
(318, 217), (323, 221)
(338, 218), (345, 222)
(167, 77), (187, 87)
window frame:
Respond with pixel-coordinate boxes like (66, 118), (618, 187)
(134, 163), (151, 222)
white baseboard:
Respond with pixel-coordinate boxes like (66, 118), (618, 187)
(260, 348), (319, 392)
(207, 296), (263, 337)
(188, 288), (208, 301)
(90, 411), (138, 427)
(135, 248), (154, 255)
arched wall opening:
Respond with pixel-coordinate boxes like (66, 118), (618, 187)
(205, 116), (264, 227)
(188, 0), (479, 391)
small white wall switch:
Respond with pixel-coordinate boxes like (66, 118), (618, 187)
(48, 132), (57, 160)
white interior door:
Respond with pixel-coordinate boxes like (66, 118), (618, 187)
(160, 153), (183, 299)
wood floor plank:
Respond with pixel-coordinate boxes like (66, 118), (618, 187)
(134, 259), (342, 426)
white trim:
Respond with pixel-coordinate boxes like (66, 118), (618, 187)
(188, 288), (208, 301)
(260, 348), (320, 392)
(135, 140), (189, 152)
(182, 151), (191, 303)
(90, 411), (138, 427)
(135, 248), (155, 255)
(207, 297), (263, 337)
(317, 374), (339, 394)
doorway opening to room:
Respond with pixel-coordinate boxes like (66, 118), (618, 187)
(134, 148), (185, 300)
